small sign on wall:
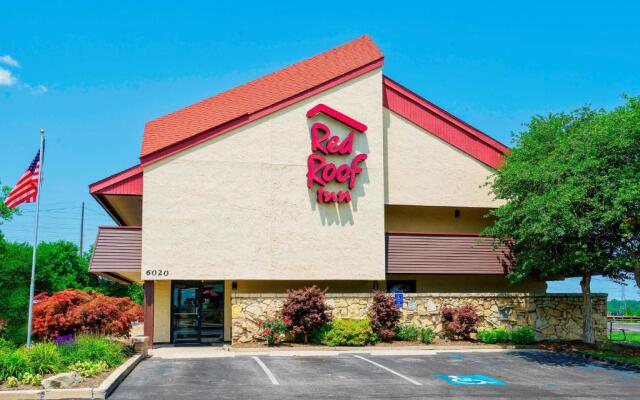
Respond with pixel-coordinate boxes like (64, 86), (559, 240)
(394, 293), (404, 308)
(408, 299), (416, 311)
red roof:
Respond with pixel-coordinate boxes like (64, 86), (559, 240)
(89, 164), (143, 195)
(382, 76), (509, 169)
(141, 35), (384, 161)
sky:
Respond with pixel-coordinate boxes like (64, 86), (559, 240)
(1, 1), (639, 299)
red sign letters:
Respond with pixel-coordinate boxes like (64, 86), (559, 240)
(305, 104), (368, 203)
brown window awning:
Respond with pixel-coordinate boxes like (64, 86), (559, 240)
(89, 226), (141, 274)
(385, 232), (512, 274)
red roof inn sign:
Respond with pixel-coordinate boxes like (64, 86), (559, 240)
(305, 104), (368, 203)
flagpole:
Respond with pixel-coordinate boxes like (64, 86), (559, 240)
(26, 128), (45, 348)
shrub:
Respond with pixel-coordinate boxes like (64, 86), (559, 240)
(24, 342), (63, 374)
(313, 319), (378, 346)
(420, 327), (437, 344)
(68, 360), (109, 377)
(0, 338), (16, 352)
(280, 286), (333, 342)
(395, 324), (419, 341)
(477, 328), (510, 344)
(5, 376), (19, 387)
(440, 304), (478, 340)
(368, 291), (401, 342)
(256, 315), (291, 345)
(0, 350), (30, 381)
(511, 327), (536, 344)
(60, 334), (128, 367)
(19, 372), (42, 386)
(32, 289), (143, 339)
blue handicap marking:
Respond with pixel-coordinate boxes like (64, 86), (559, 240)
(449, 353), (463, 359)
(435, 374), (506, 386)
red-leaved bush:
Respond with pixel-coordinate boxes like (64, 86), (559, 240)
(280, 286), (333, 341)
(368, 291), (401, 341)
(440, 304), (478, 339)
(32, 289), (143, 339)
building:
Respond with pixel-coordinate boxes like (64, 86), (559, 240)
(89, 35), (552, 346)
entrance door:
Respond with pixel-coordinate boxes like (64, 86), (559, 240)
(172, 281), (224, 345)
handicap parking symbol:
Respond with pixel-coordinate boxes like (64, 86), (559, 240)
(435, 374), (505, 386)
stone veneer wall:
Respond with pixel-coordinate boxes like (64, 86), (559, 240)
(231, 293), (607, 343)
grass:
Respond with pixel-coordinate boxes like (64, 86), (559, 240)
(609, 331), (640, 344)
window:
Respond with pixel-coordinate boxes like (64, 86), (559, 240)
(386, 280), (416, 293)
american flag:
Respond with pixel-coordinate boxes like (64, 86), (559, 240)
(4, 150), (42, 209)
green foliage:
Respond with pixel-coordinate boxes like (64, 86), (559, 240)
(0, 182), (20, 224)
(0, 338), (16, 352)
(420, 327), (436, 344)
(60, 335), (128, 367)
(0, 350), (31, 381)
(511, 327), (536, 344)
(312, 319), (378, 346)
(4, 376), (19, 387)
(23, 342), (63, 374)
(0, 335), (129, 384)
(477, 328), (511, 344)
(395, 324), (419, 341)
(19, 372), (42, 386)
(68, 360), (109, 377)
(484, 97), (640, 342)
(608, 300), (640, 316)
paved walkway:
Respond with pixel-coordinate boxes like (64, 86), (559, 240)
(112, 350), (640, 399)
(149, 345), (527, 359)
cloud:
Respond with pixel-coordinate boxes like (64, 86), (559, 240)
(0, 55), (20, 68)
(24, 83), (47, 94)
(0, 67), (17, 86)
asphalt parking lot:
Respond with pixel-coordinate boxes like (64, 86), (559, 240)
(109, 350), (640, 399)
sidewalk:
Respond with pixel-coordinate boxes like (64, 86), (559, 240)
(150, 343), (538, 359)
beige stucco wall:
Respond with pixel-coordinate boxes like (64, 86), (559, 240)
(385, 205), (493, 233)
(384, 109), (503, 208)
(142, 69), (385, 280)
(153, 280), (171, 343)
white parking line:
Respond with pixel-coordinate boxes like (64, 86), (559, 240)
(252, 356), (279, 385)
(352, 355), (422, 386)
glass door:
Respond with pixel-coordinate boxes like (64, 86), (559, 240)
(199, 282), (224, 344)
(172, 281), (225, 345)
(172, 282), (201, 344)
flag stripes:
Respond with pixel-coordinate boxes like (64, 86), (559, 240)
(4, 150), (41, 209)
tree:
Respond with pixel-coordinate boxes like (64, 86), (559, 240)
(32, 289), (143, 339)
(0, 181), (20, 224)
(0, 234), (142, 342)
(484, 96), (640, 344)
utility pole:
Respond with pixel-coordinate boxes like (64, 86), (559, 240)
(79, 201), (84, 256)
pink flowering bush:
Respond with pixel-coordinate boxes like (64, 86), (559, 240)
(257, 315), (291, 345)
(440, 304), (478, 340)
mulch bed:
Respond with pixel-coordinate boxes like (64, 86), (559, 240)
(232, 338), (520, 349)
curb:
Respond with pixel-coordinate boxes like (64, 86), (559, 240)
(0, 354), (144, 400)
(555, 348), (640, 371)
